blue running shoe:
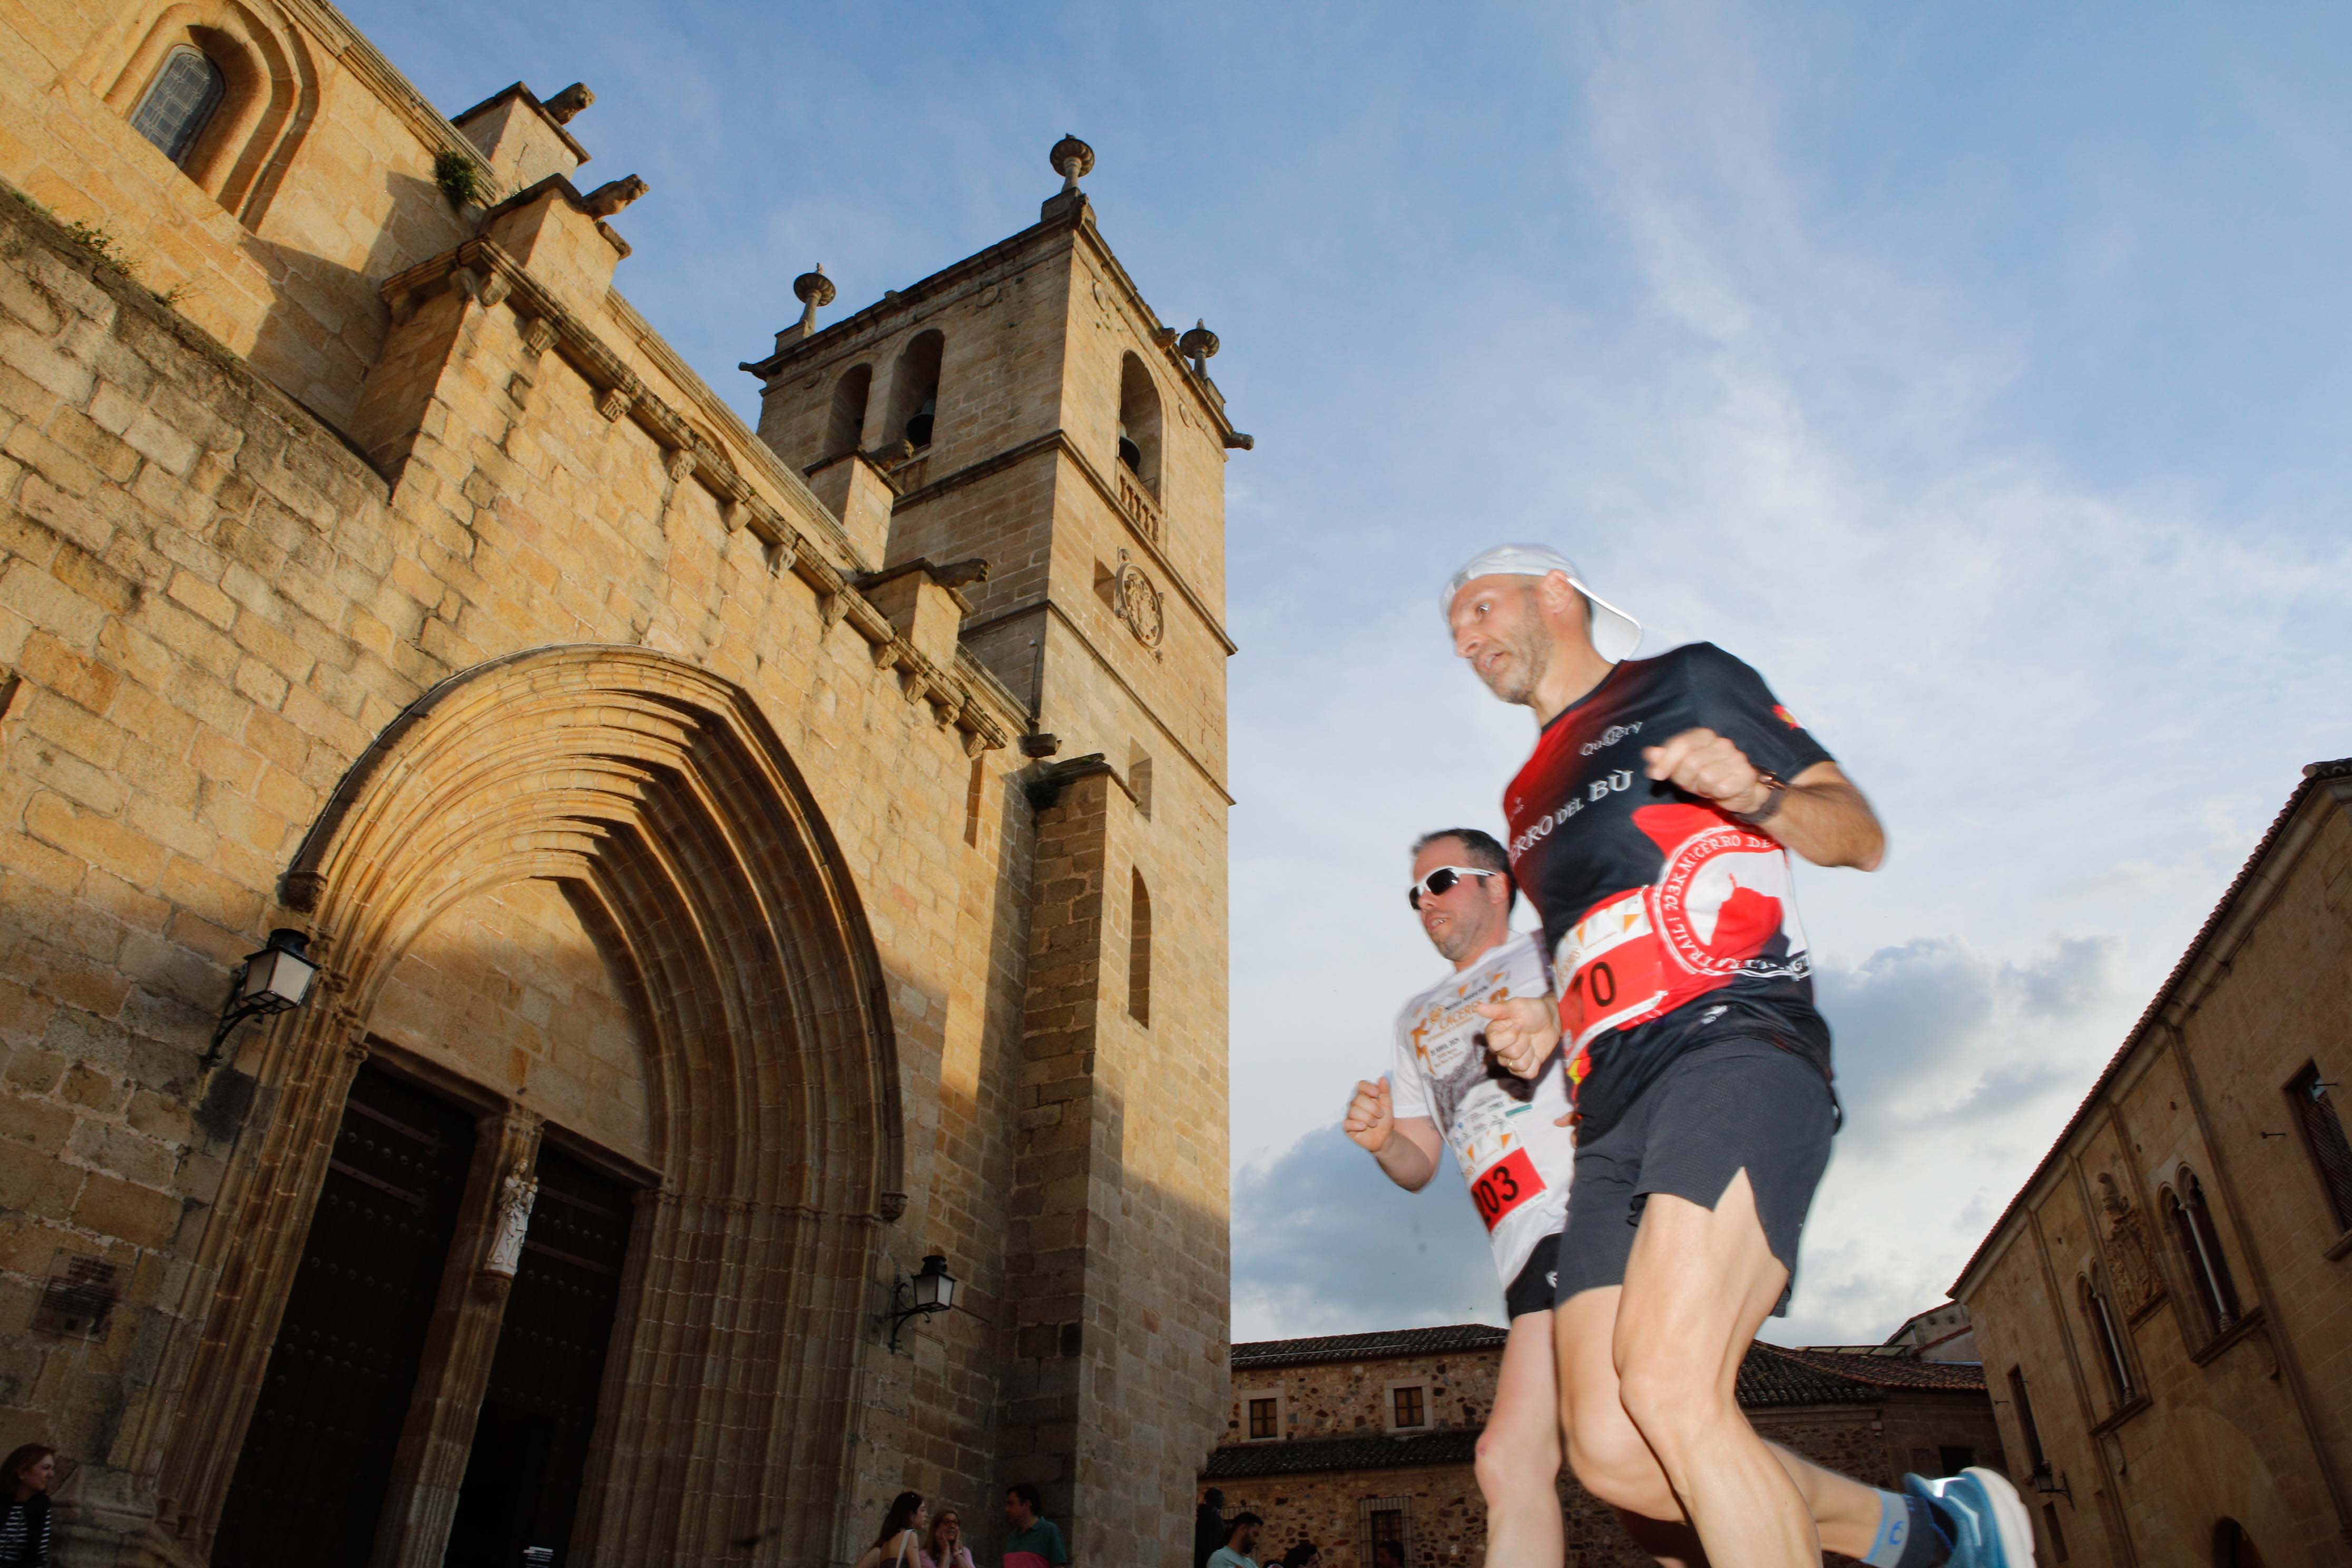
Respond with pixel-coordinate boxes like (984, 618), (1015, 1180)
(1902, 1469), (2036, 1568)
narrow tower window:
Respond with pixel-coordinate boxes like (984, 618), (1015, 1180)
(1118, 351), (1162, 493)
(827, 364), (871, 459)
(1127, 870), (1151, 1027)
(888, 330), (944, 449)
(2287, 1064), (2352, 1233)
(130, 46), (225, 166)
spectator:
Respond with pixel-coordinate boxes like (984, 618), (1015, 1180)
(0, 1445), (54, 1568)
(1205, 1511), (1262, 1568)
(1002, 1483), (1070, 1568)
(1192, 1488), (1227, 1568)
(855, 1490), (926, 1568)
(924, 1506), (976, 1568)
(1280, 1543), (1321, 1568)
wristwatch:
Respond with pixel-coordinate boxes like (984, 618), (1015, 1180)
(1733, 769), (1787, 825)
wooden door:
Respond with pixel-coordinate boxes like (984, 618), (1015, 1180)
(443, 1144), (634, 1567)
(212, 1066), (475, 1567)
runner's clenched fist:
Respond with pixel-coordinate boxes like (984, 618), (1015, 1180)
(1641, 727), (1773, 816)
(1343, 1077), (1395, 1153)
(1474, 995), (1560, 1079)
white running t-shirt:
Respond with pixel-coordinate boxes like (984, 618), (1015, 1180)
(1390, 930), (1575, 1290)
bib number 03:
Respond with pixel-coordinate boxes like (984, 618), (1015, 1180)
(1469, 1146), (1544, 1231)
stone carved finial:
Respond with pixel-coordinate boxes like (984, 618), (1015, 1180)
(1050, 132), (1095, 194)
(544, 83), (595, 124)
(1178, 318), (1219, 377)
(790, 264), (835, 339)
(583, 175), (649, 218)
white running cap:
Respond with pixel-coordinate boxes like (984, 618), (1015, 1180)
(1440, 543), (1642, 663)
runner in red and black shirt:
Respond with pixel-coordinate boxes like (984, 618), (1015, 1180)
(1441, 545), (2033, 1568)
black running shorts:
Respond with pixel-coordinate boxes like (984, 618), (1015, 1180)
(1552, 1035), (1835, 1316)
(1503, 1231), (1561, 1320)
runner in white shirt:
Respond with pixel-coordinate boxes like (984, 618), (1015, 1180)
(1344, 828), (1574, 1568)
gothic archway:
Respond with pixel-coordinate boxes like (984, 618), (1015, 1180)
(150, 645), (904, 1565)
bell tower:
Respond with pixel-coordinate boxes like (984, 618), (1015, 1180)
(741, 139), (1249, 1562)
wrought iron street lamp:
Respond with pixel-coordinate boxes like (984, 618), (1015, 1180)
(201, 928), (318, 1068)
(885, 1253), (958, 1352)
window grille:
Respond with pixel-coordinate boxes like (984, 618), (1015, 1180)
(1358, 1498), (1411, 1568)
(130, 46), (224, 166)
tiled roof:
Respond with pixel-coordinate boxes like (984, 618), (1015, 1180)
(1230, 1324), (1510, 1370)
(1227, 1328), (1978, 1403)
(1203, 1429), (1481, 1479)
(1733, 1342), (1886, 1407)
(1771, 1347), (1988, 1393)
(1951, 757), (2352, 1294)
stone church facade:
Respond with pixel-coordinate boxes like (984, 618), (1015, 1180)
(0, 4), (1242, 1565)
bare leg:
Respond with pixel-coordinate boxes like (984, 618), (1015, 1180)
(1612, 1171), (1885, 1567)
(1476, 1311), (1565, 1568)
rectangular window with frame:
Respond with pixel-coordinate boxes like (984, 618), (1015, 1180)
(1248, 1397), (1277, 1440)
(1390, 1385), (1424, 1429)
(2007, 1366), (2048, 1473)
(2288, 1063), (2352, 1234)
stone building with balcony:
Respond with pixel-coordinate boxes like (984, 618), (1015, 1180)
(1953, 758), (2352, 1568)
(0, 3), (1248, 1565)
(1198, 1321), (2004, 1568)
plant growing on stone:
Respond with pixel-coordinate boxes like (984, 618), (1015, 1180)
(434, 149), (484, 208)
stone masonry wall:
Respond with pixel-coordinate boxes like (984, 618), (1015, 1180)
(1208, 1398), (1984, 1568)
(1960, 779), (2352, 1568)
(0, 181), (1052, 1565)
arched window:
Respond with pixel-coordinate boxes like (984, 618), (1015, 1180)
(1127, 870), (1151, 1027)
(130, 46), (226, 166)
(826, 364), (871, 459)
(1117, 352), (1162, 493)
(2077, 1273), (2134, 1408)
(2164, 1168), (2242, 1339)
(886, 330), (944, 450)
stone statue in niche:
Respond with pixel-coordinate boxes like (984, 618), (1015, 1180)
(484, 1169), (540, 1278)
(2099, 1172), (2160, 1315)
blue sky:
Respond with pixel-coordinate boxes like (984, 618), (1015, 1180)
(351, 1), (2352, 1346)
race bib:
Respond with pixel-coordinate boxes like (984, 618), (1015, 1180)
(1553, 888), (1669, 1048)
(1467, 1145), (1544, 1231)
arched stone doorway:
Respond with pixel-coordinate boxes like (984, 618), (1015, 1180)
(145, 646), (904, 1567)
(2213, 1519), (2265, 1568)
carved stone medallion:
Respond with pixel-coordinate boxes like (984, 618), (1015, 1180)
(1111, 549), (1164, 655)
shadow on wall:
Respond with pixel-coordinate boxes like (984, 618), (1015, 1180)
(244, 170), (472, 436)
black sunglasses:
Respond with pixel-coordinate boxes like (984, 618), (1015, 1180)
(1408, 866), (1498, 909)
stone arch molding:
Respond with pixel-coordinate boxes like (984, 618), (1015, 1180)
(92, 0), (321, 227)
(152, 645), (905, 1565)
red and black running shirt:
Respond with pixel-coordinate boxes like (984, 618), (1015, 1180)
(1503, 642), (1835, 1139)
